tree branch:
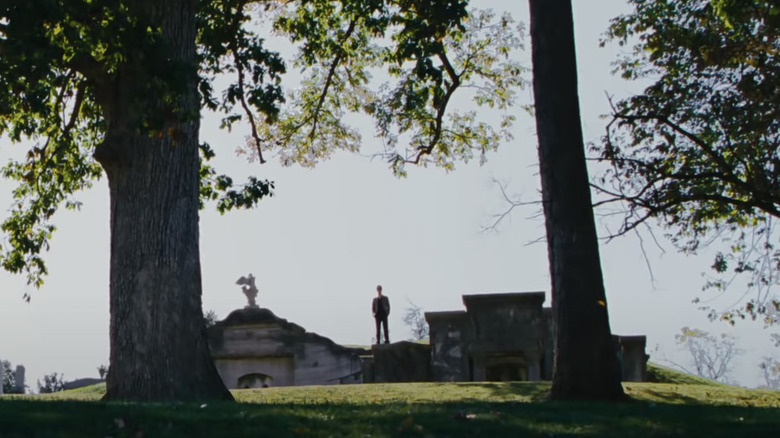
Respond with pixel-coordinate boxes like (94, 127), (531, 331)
(611, 112), (780, 217)
(481, 178), (540, 233)
(305, 19), (357, 142)
(67, 53), (108, 86)
(274, 18), (358, 151)
(401, 52), (461, 167)
(225, 0), (267, 164)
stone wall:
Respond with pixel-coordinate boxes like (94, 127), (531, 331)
(425, 311), (473, 382)
(371, 341), (431, 383)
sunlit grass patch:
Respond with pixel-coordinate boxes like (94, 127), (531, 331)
(234, 381), (549, 405)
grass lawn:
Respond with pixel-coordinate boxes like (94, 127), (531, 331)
(1, 365), (779, 437)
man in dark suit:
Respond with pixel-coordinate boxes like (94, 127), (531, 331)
(372, 285), (391, 344)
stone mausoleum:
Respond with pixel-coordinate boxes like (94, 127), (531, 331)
(208, 307), (365, 389)
(426, 292), (553, 382)
(420, 292), (648, 383)
(206, 274), (365, 389)
(208, 278), (647, 387)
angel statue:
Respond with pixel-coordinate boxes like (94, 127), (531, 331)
(236, 273), (259, 308)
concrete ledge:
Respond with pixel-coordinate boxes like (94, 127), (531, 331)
(424, 310), (468, 324)
(463, 292), (546, 309)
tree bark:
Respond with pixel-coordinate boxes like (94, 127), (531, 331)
(528, 0), (626, 401)
(93, 0), (233, 402)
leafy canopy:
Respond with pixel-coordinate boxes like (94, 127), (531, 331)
(250, 2), (525, 176)
(594, 0), (780, 324)
(0, 0), (524, 292)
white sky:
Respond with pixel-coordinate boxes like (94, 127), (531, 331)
(1, 0), (776, 391)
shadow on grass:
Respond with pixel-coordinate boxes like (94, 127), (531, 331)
(641, 388), (704, 405)
(1, 396), (779, 438)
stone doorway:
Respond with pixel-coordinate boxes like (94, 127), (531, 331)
(237, 372), (274, 389)
(483, 355), (527, 382)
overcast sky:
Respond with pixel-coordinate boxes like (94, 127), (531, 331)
(1, 0), (776, 391)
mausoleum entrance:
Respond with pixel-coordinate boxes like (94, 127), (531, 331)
(237, 372), (274, 389)
(483, 354), (528, 381)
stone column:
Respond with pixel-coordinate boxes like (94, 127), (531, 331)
(471, 355), (486, 381)
(618, 336), (647, 382)
(425, 311), (473, 382)
(526, 352), (541, 381)
(14, 365), (25, 394)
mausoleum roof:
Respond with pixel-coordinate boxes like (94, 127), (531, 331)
(220, 307), (287, 326)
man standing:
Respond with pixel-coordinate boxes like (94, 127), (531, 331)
(372, 285), (390, 344)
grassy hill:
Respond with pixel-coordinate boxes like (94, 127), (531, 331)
(1, 366), (778, 437)
(645, 362), (726, 386)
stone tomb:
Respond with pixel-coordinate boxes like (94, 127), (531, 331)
(207, 307), (365, 389)
(370, 341), (431, 383)
(14, 365), (25, 393)
(425, 292), (647, 383)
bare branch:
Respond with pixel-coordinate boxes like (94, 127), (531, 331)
(524, 234), (547, 246)
(481, 178), (539, 233)
(632, 227), (658, 287)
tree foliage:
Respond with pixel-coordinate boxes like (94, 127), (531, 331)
(247, 2), (525, 176)
(37, 372), (65, 394)
(203, 309), (219, 328)
(2, 360), (16, 394)
(0, 0), (523, 290)
(97, 364), (108, 380)
(675, 326), (739, 382)
(0, 0), (284, 293)
(594, 0), (780, 324)
(402, 300), (429, 341)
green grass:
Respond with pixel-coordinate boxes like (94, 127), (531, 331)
(2, 375), (779, 437)
(646, 362), (726, 386)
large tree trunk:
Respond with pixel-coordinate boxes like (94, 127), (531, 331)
(528, 0), (626, 401)
(93, 0), (233, 402)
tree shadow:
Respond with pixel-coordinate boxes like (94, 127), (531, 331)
(1, 395), (779, 438)
(640, 388), (703, 405)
